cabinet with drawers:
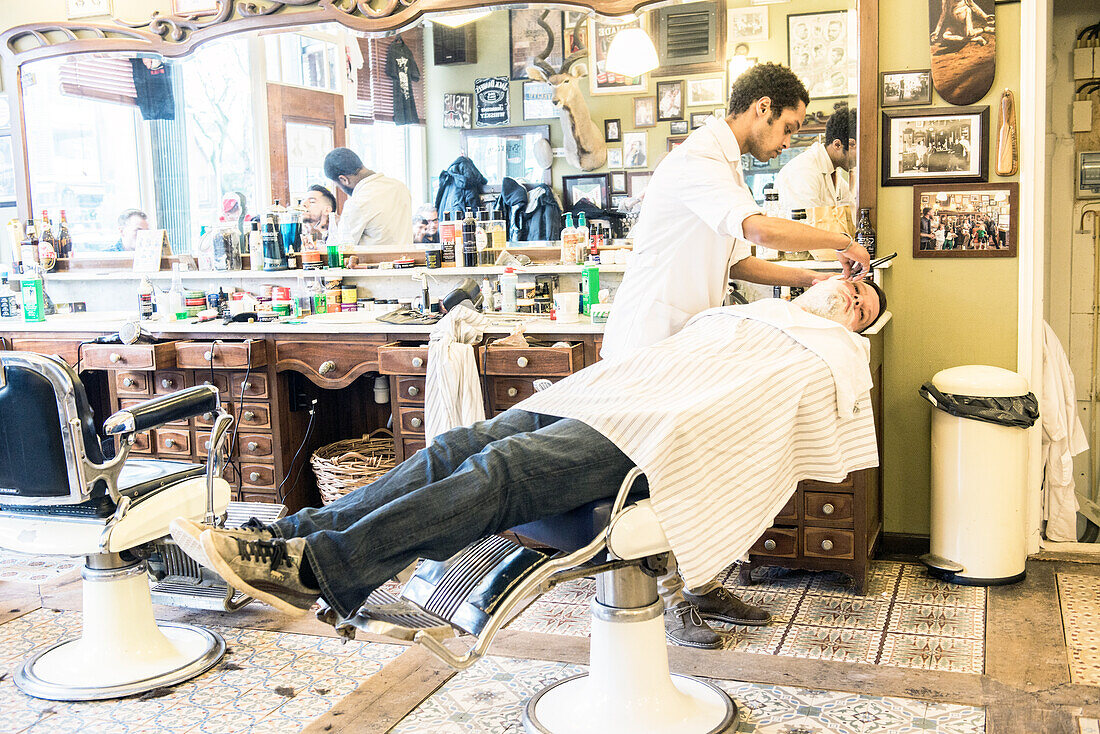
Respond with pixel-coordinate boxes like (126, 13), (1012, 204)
(378, 342), (432, 463)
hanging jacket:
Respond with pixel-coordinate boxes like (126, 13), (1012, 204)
(434, 157), (486, 220)
(494, 178), (563, 242)
(424, 304), (489, 443)
(1041, 321), (1089, 541)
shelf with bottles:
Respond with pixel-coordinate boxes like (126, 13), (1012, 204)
(35, 263), (632, 281)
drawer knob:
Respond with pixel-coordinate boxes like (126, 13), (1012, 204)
(411, 356), (424, 368)
(203, 350), (213, 361)
(123, 377), (136, 388)
(249, 471), (261, 482)
(822, 503), (835, 515)
(319, 360), (336, 375)
(161, 378), (174, 389)
(109, 352), (121, 363)
(763, 539), (777, 551)
(203, 380), (213, 386)
(243, 411), (256, 422)
(247, 441), (259, 451)
(507, 387), (518, 397)
(204, 440), (211, 450)
(164, 438), (176, 448)
(821, 539), (834, 551)
(202, 412), (213, 422)
(516, 356), (529, 368)
(242, 381), (252, 390)
(408, 385), (420, 397)
(410, 417), (423, 429)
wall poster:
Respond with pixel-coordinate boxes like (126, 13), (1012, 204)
(589, 18), (647, 95)
(787, 10), (855, 99)
(474, 77), (510, 127)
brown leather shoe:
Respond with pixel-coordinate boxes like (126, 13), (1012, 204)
(664, 601), (722, 649)
(683, 586), (771, 626)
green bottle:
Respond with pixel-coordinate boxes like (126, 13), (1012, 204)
(581, 263), (599, 316)
(21, 266), (45, 323)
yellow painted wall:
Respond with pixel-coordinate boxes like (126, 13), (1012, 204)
(877, 0), (1020, 535)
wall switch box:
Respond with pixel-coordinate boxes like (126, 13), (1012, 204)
(1074, 46), (1094, 80)
(1073, 100), (1094, 133)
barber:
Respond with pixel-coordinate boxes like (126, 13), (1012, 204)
(775, 105), (857, 219)
(601, 62), (870, 650)
(323, 147), (413, 247)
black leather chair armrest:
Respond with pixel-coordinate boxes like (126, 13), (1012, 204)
(103, 385), (219, 435)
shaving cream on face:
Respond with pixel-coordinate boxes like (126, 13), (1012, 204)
(792, 280), (853, 329)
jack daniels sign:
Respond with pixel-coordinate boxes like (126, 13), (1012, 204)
(474, 76), (510, 127)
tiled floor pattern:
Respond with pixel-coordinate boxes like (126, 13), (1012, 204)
(1057, 573), (1100, 686)
(508, 561), (987, 674)
(0, 607), (405, 734)
(390, 654), (987, 733)
(0, 550), (81, 584)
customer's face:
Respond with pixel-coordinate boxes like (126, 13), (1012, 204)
(793, 276), (880, 332)
(304, 191), (333, 225)
(120, 215), (149, 250)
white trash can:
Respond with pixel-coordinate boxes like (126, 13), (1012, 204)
(918, 365), (1039, 585)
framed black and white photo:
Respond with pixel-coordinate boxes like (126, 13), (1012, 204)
(627, 170), (653, 196)
(881, 69), (932, 107)
(669, 119), (689, 135)
(608, 148), (623, 168)
(562, 173), (610, 210)
(522, 81), (557, 120)
(510, 9), (563, 80)
(686, 77), (726, 107)
(788, 10), (853, 99)
(611, 194), (629, 209)
(443, 93), (473, 129)
(623, 131), (648, 168)
(605, 118), (622, 142)
(882, 106), (989, 186)
(656, 80), (684, 121)
(633, 97), (656, 128)
(728, 6), (769, 43)
(474, 76), (510, 127)
(912, 182), (1017, 258)
(610, 170), (628, 194)
(689, 112), (710, 129)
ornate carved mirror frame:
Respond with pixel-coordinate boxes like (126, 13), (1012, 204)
(0, 0), (878, 220)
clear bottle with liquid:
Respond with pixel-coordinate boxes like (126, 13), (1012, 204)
(757, 191), (783, 260)
(167, 263), (185, 321)
(560, 214), (576, 264)
(500, 267), (518, 312)
(784, 209), (811, 261)
(575, 213), (590, 265)
(475, 210), (490, 266)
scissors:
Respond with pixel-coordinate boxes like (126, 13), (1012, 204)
(848, 252), (897, 278)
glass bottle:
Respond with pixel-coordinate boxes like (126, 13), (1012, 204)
(855, 208), (877, 258)
(757, 191), (783, 260)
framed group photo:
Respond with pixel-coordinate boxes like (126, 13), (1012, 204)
(880, 69), (932, 107)
(882, 106), (989, 186)
(670, 119), (689, 135)
(686, 76), (726, 107)
(562, 173), (611, 210)
(912, 182), (1017, 258)
(728, 6), (769, 43)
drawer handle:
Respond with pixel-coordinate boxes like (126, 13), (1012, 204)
(109, 352), (121, 363)
(161, 378), (174, 389)
(204, 440), (211, 450)
(411, 356), (424, 368)
(319, 360), (336, 375)
(242, 381), (252, 390)
(410, 417), (423, 429)
(202, 412), (213, 422)
(243, 411), (256, 422)
(407, 385), (420, 397)
(247, 441), (259, 451)
(203, 350), (213, 361)
(516, 356), (529, 368)
(122, 377), (136, 388)
(203, 380), (213, 386)
(763, 539), (776, 551)
(822, 503), (835, 515)
(164, 438), (176, 448)
(821, 539), (834, 551)
(249, 471), (261, 482)
(507, 387), (518, 397)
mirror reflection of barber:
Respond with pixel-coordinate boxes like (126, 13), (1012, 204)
(775, 105), (857, 218)
(601, 63), (870, 649)
(323, 147), (413, 247)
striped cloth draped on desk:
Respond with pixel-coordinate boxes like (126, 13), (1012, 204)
(425, 305), (489, 443)
(515, 302), (879, 590)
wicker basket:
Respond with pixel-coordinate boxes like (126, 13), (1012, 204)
(311, 429), (397, 505)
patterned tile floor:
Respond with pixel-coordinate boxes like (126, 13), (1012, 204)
(0, 608), (405, 734)
(391, 654), (987, 734)
(508, 561), (987, 674)
(0, 551), (82, 585)
(1057, 573), (1100, 686)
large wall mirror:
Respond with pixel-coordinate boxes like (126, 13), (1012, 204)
(4, 0), (871, 259)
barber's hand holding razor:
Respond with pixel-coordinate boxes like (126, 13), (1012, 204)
(835, 236), (870, 280)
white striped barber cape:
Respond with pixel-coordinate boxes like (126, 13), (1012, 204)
(425, 305), (489, 443)
(515, 302), (879, 590)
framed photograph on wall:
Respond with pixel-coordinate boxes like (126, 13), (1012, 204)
(686, 77), (726, 107)
(669, 119), (689, 135)
(656, 81), (684, 121)
(510, 9), (563, 80)
(590, 17), (648, 95)
(882, 106), (989, 186)
(633, 97), (657, 128)
(627, 170), (653, 197)
(881, 69), (933, 107)
(443, 93), (473, 129)
(608, 148), (623, 168)
(522, 81), (557, 120)
(728, 6), (769, 43)
(610, 170), (628, 194)
(667, 136), (687, 151)
(788, 10), (853, 99)
(912, 182), (1017, 258)
(611, 194), (629, 209)
(623, 131), (648, 167)
(689, 112), (710, 129)
(605, 118), (622, 142)
(562, 173), (611, 210)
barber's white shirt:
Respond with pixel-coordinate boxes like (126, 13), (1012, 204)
(336, 173), (413, 248)
(774, 141), (855, 215)
(601, 116), (762, 360)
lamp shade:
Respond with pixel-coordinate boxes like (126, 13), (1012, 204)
(605, 28), (659, 77)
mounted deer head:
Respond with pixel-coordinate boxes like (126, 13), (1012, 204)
(526, 11), (607, 173)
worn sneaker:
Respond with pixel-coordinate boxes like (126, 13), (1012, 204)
(683, 586), (771, 626)
(169, 517), (275, 569)
(200, 529), (319, 615)
(664, 601), (722, 649)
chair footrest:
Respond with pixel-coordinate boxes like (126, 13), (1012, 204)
(151, 577), (252, 611)
(315, 589), (456, 643)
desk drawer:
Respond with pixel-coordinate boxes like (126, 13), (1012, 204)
(488, 376), (560, 409)
(398, 406), (425, 435)
(82, 342), (177, 371)
(774, 494), (799, 523)
(240, 463), (276, 489)
(9, 338), (83, 367)
(155, 428), (190, 456)
(379, 342), (428, 375)
(750, 527), (798, 558)
(396, 376), (425, 405)
(131, 430), (152, 454)
(194, 429), (234, 458)
(402, 438), (426, 457)
(153, 370), (190, 395)
(176, 340), (267, 370)
(802, 528), (855, 560)
(121, 398), (187, 428)
(239, 433), (274, 460)
(236, 403), (271, 430)
(801, 474), (855, 493)
(116, 371), (151, 397)
(276, 340), (380, 387)
(195, 373), (229, 395)
(226, 372), (267, 400)
(483, 343), (582, 376)
(804, 492), (854, 527)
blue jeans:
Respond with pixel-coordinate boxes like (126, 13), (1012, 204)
(272, 409), (641, 618)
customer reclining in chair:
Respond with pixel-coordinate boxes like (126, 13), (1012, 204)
(170, 275), (886, 626)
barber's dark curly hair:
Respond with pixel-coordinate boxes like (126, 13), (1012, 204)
(825, 105), (852, 149)
(726, 62), (810, 118)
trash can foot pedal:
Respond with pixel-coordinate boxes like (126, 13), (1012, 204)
(919, 553), (965, 575)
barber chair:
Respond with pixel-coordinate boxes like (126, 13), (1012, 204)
(0, 351), (234, 701)
(321, 466), (739, 734)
